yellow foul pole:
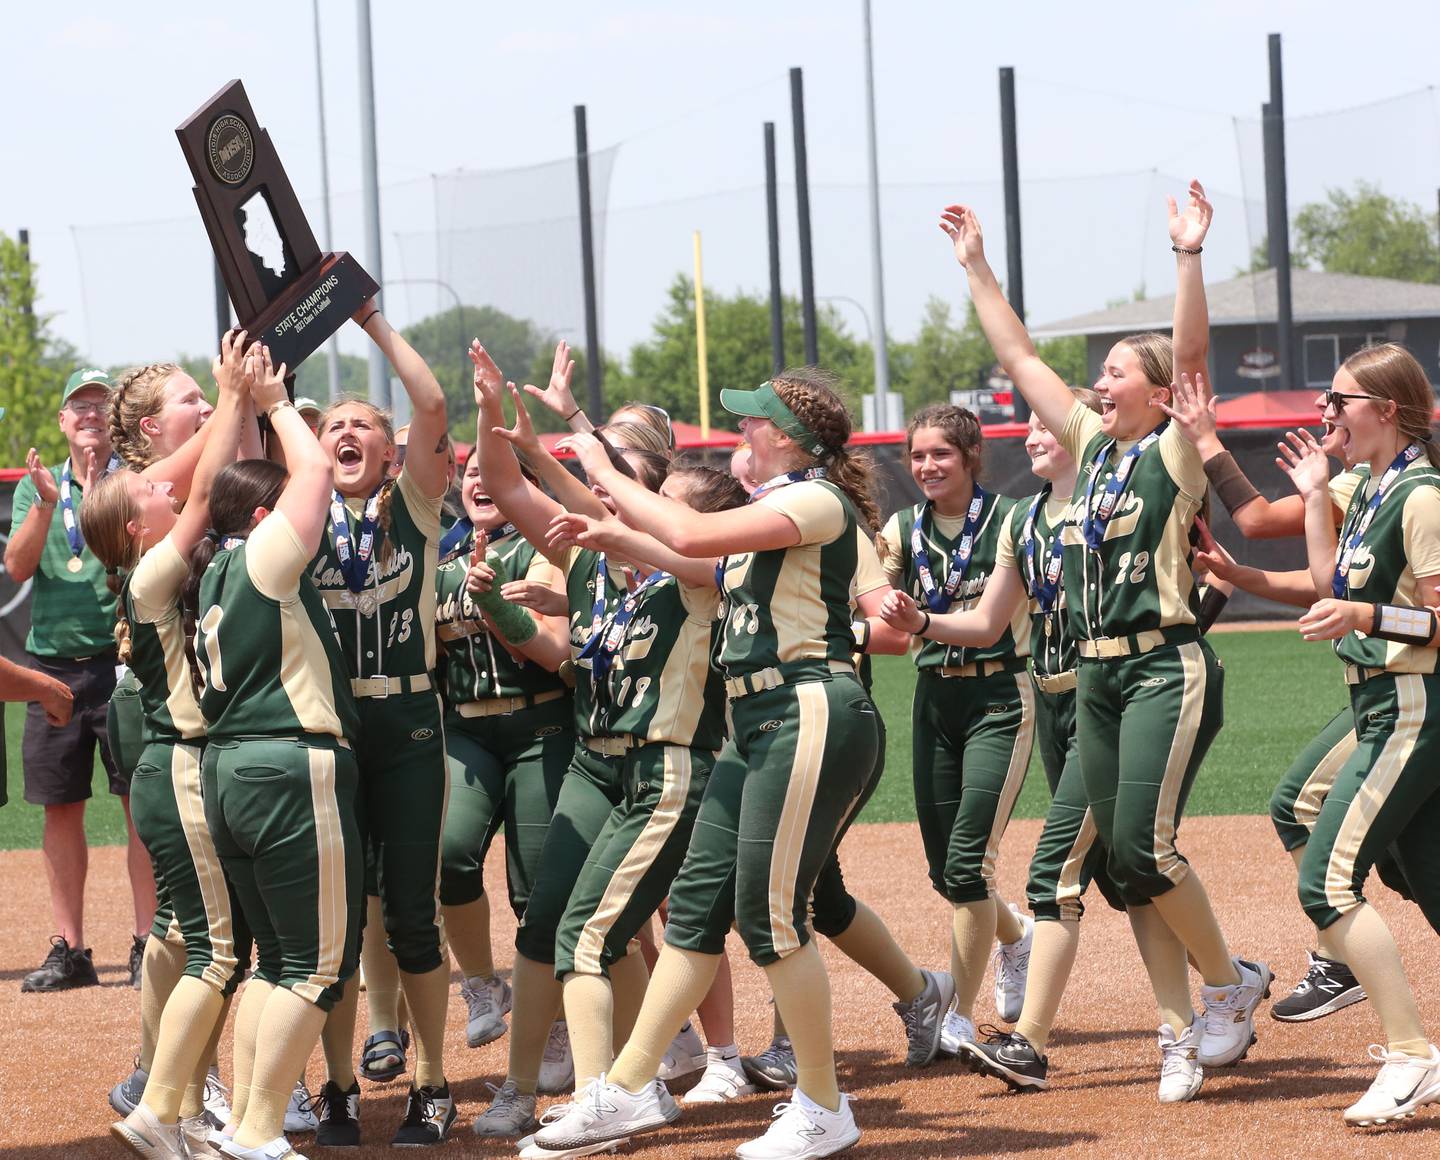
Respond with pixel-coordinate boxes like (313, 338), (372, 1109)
(693, 229), (710, 439)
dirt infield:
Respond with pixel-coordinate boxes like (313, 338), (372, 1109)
(3, 815), (1437, 1159)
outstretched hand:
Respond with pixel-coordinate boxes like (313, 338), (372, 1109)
(1167, 178), (1213, 252)
(469, 341), (505, 411)
(464, 529), (496, 596)
(500, 578), (567, 617)
(25, 449), (59, 504)
(555, 432), (613, 480)
(1153, 372), (1218, 446)
(247, 345), (289, 412)
(522, 340), (581, 421)
(1297, 598), (1369, 642)
(492, 383), (542, 458)
(938, 204), (987, 269)
(1192, 516), (1240, 584)
(212, 328), (250, 397)
(1276, 428), (1330, 500)
(879, 588), (925, 633)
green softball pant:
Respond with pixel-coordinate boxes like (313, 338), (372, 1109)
(911, 667), (1036, 905)
(554, 743), (715, 979)
(1299, 672), (1440, 933)
(810, 709), (886, 938)
(438, 698), (574, 914)
(130, 740), (250, 994)
(203, 735), (362, 1011)
(514, 744), (626, 964)
(1025, 683), (1125, 923)
(1075, 639), (1224, 906)
(664, 672), (878, 967)
(356, 691), (449, 974)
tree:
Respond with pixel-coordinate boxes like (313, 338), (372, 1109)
(1036, 335), (1088, 387)
(892, 297), (993, 411)
(0, 234), (73, 466)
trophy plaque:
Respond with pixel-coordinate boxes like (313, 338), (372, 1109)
(176, 80), (378, 374)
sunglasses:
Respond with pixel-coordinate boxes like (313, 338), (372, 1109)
(1322, 389), (1376, 413)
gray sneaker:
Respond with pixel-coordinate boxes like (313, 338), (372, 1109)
(109, 1059), (148, 1117)
(740, 1037), (796, 1091)
(471, 1079), (538, 1137)
(284, 1081), (318, 1133)
(537, 1021), (575, 1094)
(202, 1066), (232, 1131)
(460, 974), (513, 1048)
(894, 968), (955, 1067)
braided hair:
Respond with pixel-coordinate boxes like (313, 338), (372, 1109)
(770, 368), (881, 532)
(109, 364), (183, 469)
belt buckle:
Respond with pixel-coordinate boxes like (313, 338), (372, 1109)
(373, 676), (392, 700)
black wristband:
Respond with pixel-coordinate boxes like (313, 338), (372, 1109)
(1369, 603), (1437, 646)
(1203, 451), (1262, 516)
(915, 609), (931, 637)
(1172, 244), (1203, 255)
(1196, 585), (1230, 635)
(851, 619), (872, 654)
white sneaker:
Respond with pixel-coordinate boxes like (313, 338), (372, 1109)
(460, 973), (513, 1047)
(993, 907), (1033, 1023)
(203, 1066), (233, 1130)
(110, 1104), (189, 1160)
(1198, 957), (1272, 1067)
(937, 1010), (977, 1059)
(538, 1021), (576, 1094)
(533, 1074), (680, 1151)
(658, 1020), (707, 1082)
(1344, 1044), (1440, 1126)
(470, 1079), (538, 1137)
(217, 1135), (307, 1160)
(736, 1089), (860, 1159)
(284, 1081), (318, 1133)
(683, 1048), (757, 1104)
(1157, 1022), (1204, 1104)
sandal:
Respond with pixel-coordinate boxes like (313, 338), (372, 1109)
(360, 1028), (410, 1083)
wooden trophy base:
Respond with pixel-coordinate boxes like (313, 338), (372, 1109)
(246, 252), (379, 376)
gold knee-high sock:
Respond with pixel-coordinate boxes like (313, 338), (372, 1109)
(180, 994), (231, 1119)
(506, 953), (565, 1094)
(442, 895), (494, 981)
(361, 896), (403, 1034)
(609, 947), (720, 1092)
(563, 973), (616, 1090)
(951, 898), (997, 1021)
(228, 978), (274, 1129)
(694, 947), (733, 1046)
(321, 978), (359, 1089)
(1127, 904), (1194, 1032)
(1288, 846), (1343, 961)
(993, 891), (1025, 946)
(233, 989), (327, 1148)
(830, 900), (924, 1003)
(1149, 870), (1240, 987)
(1328, 903), (1429, 1056)
(610, 948), (650, 1050)
(1013, 920), (1080, 1054)
(400, 963), (451, 1089)
(138, 935), (187, 1072)
(772, 1006), (787, 1039)
(766, 943), (839, 1111)
(141, 977), (224, 1122)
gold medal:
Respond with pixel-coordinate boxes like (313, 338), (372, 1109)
(66, 556), (84, 574)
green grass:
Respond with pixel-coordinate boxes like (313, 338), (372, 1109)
(858, 629), (1350, 825)
(0, 630), (1348, 849)
(0, 702), (130, 851)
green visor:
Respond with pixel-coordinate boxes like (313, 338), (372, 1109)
(719, 381), (828, 458)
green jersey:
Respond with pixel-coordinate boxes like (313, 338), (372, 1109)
(123, 533), (206, 743)
(597, 574), (725, 750)
(1058, 404), (1205, 640)
(564, 546), (629, 738)
(197, 511), (360, 742)
(1332, 457), (1440, 673)
(309, 468), (442, 680)
(718, 479), (859, 675)
(996, 489), (1075, 677)
(434, 527), (567, 704)
(879, 492), (1028, 670)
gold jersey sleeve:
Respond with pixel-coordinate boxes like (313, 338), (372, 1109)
(1330, 470), (1363, 515)
(1157, 422), (1207, 500)
(1059, 400), (1104, 462)
(129, 534), (189, 624)
(877, 511), (904, 587)
(759, 480), (847, 546)
(1401, 485), (1440, 580)
(995, 511), (1018, 571)
(246, 511), (312, 601)
(397, 462), (444, 541)
(854, 529), (889, 600)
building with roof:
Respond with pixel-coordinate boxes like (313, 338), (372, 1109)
(1031, 267), (1440, 397)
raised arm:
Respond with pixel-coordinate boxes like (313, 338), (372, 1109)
(251, 348), (333, 554)
(545, 510), (718, 590)
(523, 340), (596, 434)
(1169, 179), (1212, 382)
(1277, 430), (1341, 595)
(171, 330), (251, 555)
(940, 204), (1075, 435)
(5, 450), (59, 582)
(494, 382), (608, 521)
(357, 305), (448, 498)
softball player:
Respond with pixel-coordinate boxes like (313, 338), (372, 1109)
(875, 403), (1033, 1049)
(186, 348), (362, 1160)
(1277, 342), (1440, 1125)
(307, 307), (456, 1145)
(433, 451), (574, 1052)
(944, 192), (1270, 1101)
(87, 334), (251, 1160)
(530, 369), (946, 1160)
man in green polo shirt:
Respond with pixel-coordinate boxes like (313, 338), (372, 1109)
(5, 368), (156, 992)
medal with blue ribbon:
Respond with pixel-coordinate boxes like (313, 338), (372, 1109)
(1021, 484), (1065, 613)
(1082, 424), (1166, 551)
(911, 489), (986, 613)
(330, 486), (383, 597)
(58, 459), (86, 573)
(1332, 442), (1424, 598)
(579, 567), (669, 682)
(441, 518), (516, 562)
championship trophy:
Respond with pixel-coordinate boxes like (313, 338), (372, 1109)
(176, 80), (378, 377)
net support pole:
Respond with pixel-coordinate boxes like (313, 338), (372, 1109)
(1264, 32), (1294, 394)
(790, 67), (818, 366)
(575, 104), (604, 417)
(693, 231), (710, 439)
(862, 0), (890, 423)
(314, 0), (341, 401)
(357, 0), (387, 408)
(764, 122), (785, 375)
(17, 228), (31, 319)
(999, 66), (1029, 421)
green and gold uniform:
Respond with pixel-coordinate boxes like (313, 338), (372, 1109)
(124, 534), (248, 993)
(665, 479), (879, 966)
(198, 511), (362, 1010)
(553, 571), (724, 979)
(995, 492), (1124, 923)
(1058, 405), (1224, 904)
(310, 467), (447, 974)
(435, 526), (573, 918)
(1299, 454), (1440, 932)
(879, 494), (1035, 906)
(514, 546), (628, 966)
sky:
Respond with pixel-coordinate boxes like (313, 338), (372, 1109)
(4, 1), (1440, 376)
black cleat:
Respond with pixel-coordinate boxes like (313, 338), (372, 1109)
(1271, 951), (1366, 1022)
(392, 1083), (455, 1147)
(958, 1027), (1049, 1092)
(128, 934), (146, 991)
(313, 1080), (361, 1147)
(21, 935), (99, 993)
